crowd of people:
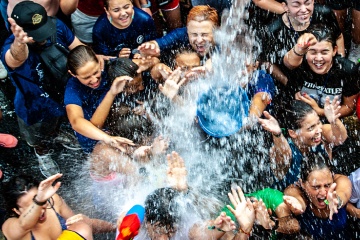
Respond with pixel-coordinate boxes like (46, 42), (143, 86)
(0, 0), (360, 239)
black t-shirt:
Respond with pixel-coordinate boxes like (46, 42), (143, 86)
(258, 4), (341, 65)
(272, 56), (360, 124)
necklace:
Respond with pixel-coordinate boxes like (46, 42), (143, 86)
(286, 14), (312, 40)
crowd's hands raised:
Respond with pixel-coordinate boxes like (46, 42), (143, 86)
(137, 41), (160, 57)
(132, 136), (169, 162)
(252, 198), (273, 230)
(294, 33), (317, 56)
(258, 111), (282, 136)
(213, 212), (236, 232)
(323, 96), (341, 124)
(283, 195), (304, 215)
(36, 174), (63, 203)
(166, 151), (188, 191)
(109, 76), (133, 96)
(294, 92), (322, 114)
(135, 56), (160, 73)
(227, 186), (255, 234)
(184, 66), (207, 80)
(104, 135), (134, 152)
(326, 183), (341, 220)
(159, 68), (187, 100)
(8, 18), (33, 44)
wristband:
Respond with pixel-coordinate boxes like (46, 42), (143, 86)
(239, 227), (251, 236)
(272, 132), (282, 138)
(337, 196), (343, 209)
(32, 194), (48, 206)
(292, 47), (305, 57)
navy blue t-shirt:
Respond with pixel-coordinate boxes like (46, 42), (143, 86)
(64, 71), (110, 153)
(92, 7), (157, 56)
(1, 18), (74, 125)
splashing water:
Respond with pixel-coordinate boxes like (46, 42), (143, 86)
(65, 0), (272, 238)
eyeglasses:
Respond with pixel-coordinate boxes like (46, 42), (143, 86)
(46, 197), (54, 209)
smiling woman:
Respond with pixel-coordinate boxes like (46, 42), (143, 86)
(282, 24), (360, 118)
(92, 0), (157, 57)
(258, 98), (347, 191)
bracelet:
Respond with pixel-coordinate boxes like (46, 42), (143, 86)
(239, 227), (251, 236)
(32, 194), (48, 206)
(337, 195), (343, 209)
(207, 226), (225, 232)
(272, 132), (282, 138)
(292, 47), (305, 57)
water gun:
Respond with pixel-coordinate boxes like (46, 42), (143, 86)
(116, 205), (145, 240)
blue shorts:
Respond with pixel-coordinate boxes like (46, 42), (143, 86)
(325, 0), (360, 11)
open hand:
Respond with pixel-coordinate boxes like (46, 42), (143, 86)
(283, 196), (304, 215)
(258, 111), (281, 135)
(324, 96), (341, 124)
(36, 173), (62, 202)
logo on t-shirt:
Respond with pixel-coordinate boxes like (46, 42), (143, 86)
(137, 35), (144, 44)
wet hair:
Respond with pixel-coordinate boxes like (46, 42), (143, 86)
(107, 58), (139, 81)
(283, 100), (316, 130)
(67, 45), (99, 75)
(145, 187), (181, 230)
(104, 0), (132, 10)
(2, 175), (39, 217)
(301, 152), (332, 182)
(187, 5), (219, 27)
(307, 24), (337, 48)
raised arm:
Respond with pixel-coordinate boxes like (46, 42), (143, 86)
(283, 33), (317, 70)
(252, 0), (285, 14)
(90, 76), (132, 128)
(2, 174), (63, 239)
(5, 18), (31, 69)
(258, 111), (292, 179)
(322, 96), (347, 146)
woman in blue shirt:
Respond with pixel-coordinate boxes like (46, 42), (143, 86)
(92, 0), (157, 57)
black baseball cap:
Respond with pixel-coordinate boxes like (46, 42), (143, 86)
(11, 1), (56, 42)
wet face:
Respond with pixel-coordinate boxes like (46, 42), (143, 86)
(291, 111), (323, 147)
(284, 0), (314, 25)
(146, 221), (176, 240)
(302, 168), (333, 209)
(73, 60), (102, 89)
(187, 20), (215, 57)
(105, 0), (134, 29)
(14, 188), (49, 223)
(306, 40), (336, 75)
(175, 52), (201, 76)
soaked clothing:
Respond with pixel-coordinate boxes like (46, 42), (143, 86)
(92, 7), (157, 56)
(1, 18), (74, 126)
(64, 71), (110, 153)
(30, 206), (67, 240)
(283, 55), (359, 108)
(272, 140), (327, 191)
(298, 205), (349, 239)
(259, 4), (341, 66)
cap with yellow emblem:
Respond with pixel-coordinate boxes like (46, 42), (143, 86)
(11, 1), (56, 42)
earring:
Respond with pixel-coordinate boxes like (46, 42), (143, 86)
(109, 17), (112, 23)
